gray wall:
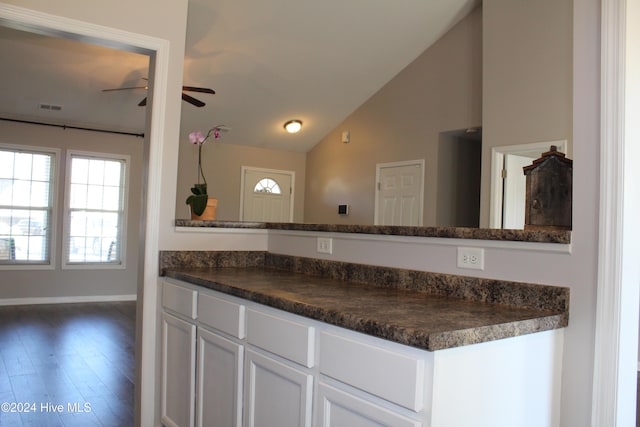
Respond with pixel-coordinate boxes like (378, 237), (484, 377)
(304, 6), (483, 226)
(480, 0), (573, 227)
(0, 120), (143, 300)
(175, 137), (307, 222)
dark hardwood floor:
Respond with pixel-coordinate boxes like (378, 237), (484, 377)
(0, 302), (136, 427)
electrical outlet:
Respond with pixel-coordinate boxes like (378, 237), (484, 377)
(317, 237), (333, 254)
(457, 247), (485, 270)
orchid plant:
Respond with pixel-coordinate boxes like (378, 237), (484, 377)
(186, 127), (221, 216)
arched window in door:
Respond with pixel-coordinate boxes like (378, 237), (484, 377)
(253, 178), (281, 194)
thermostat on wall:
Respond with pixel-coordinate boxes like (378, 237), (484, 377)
(338, 204), (349, 215)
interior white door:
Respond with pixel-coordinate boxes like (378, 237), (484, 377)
(242, 168), (293, 222)
(502, 154), (532, 229)
(375, 161), (424, 226)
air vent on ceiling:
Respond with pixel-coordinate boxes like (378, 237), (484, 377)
(38, 103), (63, 111)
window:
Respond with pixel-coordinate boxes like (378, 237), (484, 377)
(64, 151), (128, 267)
(0, 145), (56, 265)
(253, 178), (281, 194)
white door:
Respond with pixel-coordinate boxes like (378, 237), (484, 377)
(161, 312), (196, 427)
(502, 154), (532, 229)
(244, 349), (313, 427)
(196, 328), (244, 427)
(241, 167), (293, 222)
(375, 160), (424, 226)
(489, 140), (567, 228)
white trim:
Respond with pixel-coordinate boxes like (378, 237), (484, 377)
(489, 140), (567, 229)
(0, 294), (137, 306)
(267, 229), (572, 254)
(61, 150), (130, 270)
(374, 159), (425, 226)
(239, 166), (295, 222)
(0, 5), (172, 426)
(175, 226), (268, 235)
(592, 0), (640, 425)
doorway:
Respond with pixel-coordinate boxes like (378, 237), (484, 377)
(374, 160), (424, 226)
(240, 166), (294, 222)
(489, 140), (567, 229)
(0, 4), (171, 426)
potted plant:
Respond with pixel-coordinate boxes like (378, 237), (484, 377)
(186, 126), (222, 219)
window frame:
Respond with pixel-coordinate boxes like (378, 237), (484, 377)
(62, 150), (130, 270)
(0, 143), (59, 270)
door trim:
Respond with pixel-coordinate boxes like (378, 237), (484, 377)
(374, 159), (425, 226)
(239, 166), (295, 222)
(489, 140), (567, 229)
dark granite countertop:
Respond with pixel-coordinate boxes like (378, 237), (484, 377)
(174, 220), (571, 243)
(163, 265), (568, 351)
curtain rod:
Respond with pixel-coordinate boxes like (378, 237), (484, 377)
(0, 117), (145, 138)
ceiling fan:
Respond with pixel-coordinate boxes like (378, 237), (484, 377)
(102, 78), (215, 107)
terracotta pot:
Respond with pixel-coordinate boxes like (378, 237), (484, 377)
(190, 197), (218, 220)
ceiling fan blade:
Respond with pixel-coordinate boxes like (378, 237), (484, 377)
(102, 86), (148, 92)
(138, 97), (147, 107)
(182, 86), (215, 95)
(182, 92), (206, 107)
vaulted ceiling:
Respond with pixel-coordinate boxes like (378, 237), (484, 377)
(0, 0), (479, 152)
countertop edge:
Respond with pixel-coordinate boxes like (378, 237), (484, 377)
(174, 219), (571, 244)
(163, 269), (568, 352)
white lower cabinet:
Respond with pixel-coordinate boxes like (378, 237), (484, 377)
(196, 327), (244, 427)
(244, 349), (314, 427)
(161, 312), (197, 427)
(317, 382), (422, 427)
(160, 279), (563, 427)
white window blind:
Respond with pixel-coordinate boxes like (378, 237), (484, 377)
(64, 152), (128, 266)
(0, 146), (55, 264)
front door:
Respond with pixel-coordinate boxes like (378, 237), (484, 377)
(374, 160), (424, 226)
(241, 167), (293, 222)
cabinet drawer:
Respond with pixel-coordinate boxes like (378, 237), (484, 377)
(198, 292), (246, 339)
(246, 309), (315, 368)
(319, 331), (425, 412)
(163, 280), (197, 319)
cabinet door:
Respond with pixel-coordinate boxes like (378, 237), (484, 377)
(244, 349), (313, 427)
(161, 312), (196, 427)
(196, 328), (243, 427)
(317, 382), (422, 427)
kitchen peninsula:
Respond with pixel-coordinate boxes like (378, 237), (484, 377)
(159, 221), (569, 427)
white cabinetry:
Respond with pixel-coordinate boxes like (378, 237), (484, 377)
(317, 382), (421, 427)
(161, 312), (196, 427)
(244, 349), (314, 427)
(196, 328), (243, 427)
(160, 278), (563, 427)
(161, 281), (198, 427)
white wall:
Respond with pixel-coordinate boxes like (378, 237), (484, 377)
(0, 120), (143, 301)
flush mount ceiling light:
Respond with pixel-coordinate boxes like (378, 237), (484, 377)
(284, 120), (302, 133)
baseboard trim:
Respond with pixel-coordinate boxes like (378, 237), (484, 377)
(0, 294), (137, 306)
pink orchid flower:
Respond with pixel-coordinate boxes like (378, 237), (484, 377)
(189, 130), (206, 145)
